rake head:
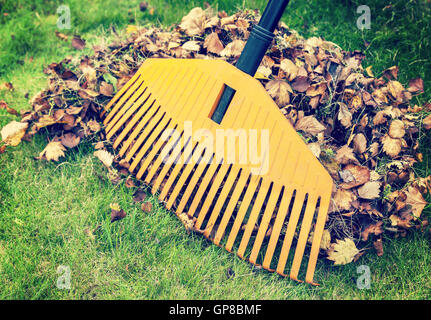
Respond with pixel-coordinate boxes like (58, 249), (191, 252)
(102, 58), (333, 285)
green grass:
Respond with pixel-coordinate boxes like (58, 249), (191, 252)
(0, 0), (430, 299)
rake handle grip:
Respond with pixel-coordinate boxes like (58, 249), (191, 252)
(236, 0), (290, 76)
(211, 0), (289, 123)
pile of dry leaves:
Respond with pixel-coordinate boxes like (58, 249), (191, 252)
(1, 6), (430, 265)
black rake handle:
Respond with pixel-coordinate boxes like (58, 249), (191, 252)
(211, 0), (290, 123)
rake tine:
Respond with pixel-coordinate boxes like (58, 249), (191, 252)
(289, 193), (317, 282)
(105, 65), (161, 134)
(144, 75), (215, 187)
(225, 177), (261, 252)
(104, 72), (146, 125)
(248, 183), (282, 265)
(237, 180), (271, 259)
(276, 190), (306, 276)
(262, 186), (294, 270)
(201, 167), (242, 238)
(213, 173), (249, 246)
(102, 69), (143, 120)
(305, 193), (330, 285)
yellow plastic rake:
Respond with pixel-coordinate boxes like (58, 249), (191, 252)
(102, 0), (333, 285)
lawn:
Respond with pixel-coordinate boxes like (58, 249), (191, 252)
(0, 0), (430, 299)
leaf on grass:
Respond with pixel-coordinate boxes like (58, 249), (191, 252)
(361, 221), (383, 241)
(408, 78), (424, 93)
(94, 149), (114, 167)
(110, 203), (126, 222)
(178, 212), (197, 233)
(38, 141), (66, 161)
(294, 115), (325, 136)
(72, 36), (86, 50)
(327, 238), (360, 265)
(141, 202), (153, 213)
(357, 181), (381, 199)
(1, 121), (28, 146)
(60, 132), (80, 148)
(405, 186), (427, 219)
(133, 189), (147, 202)
(373, 238), (384, 256)
(0, 100), (19, 116)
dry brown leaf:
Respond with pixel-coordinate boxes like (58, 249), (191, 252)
(99, 81), (114, 96)
(94, 149), (114, 167)
(329, 188), (357, 212)
(423, 115), (431, 130)
(381, 134), (402, 158)
(405, 186), (427, 219)
(306, 83), (326, 97)
(389, 214), (412, 229)
(220, 39), (245, 57)
(388, 119), (405, 139)
(353, 133), (367, 154)
(110, 203), (126, 222)
(182, 40), (200, 52)
(335, 145), (359, 165)
(291, 76), (310, 92)
(265, 80), (292, 105)
(141, 202), (153, 213)
(203, 32), (224, 55)
(373, 238), (384, 256)
(307, 142), (321, 158)
(407, 78), (424, 93)
(338, 102), (352, 128)
(327, 238), (360, 265)
(179, 7), (205, 36)
(39, 141), (66, 161)
(279, 59), (298, 81)
(87, 119), (101, 132)
(373, 110), (387, 125)
(178, 212), (197, 233)
(60, 132), (80, 148)
(357, 181), (381, 199)
(1, 121), (28, 146)
(387, 80), (405, 101)
(72, 36), (86, 50)
(339, 164), (370, 189)
(361, 221), (383, 241)
(294, 116), (325, 136)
